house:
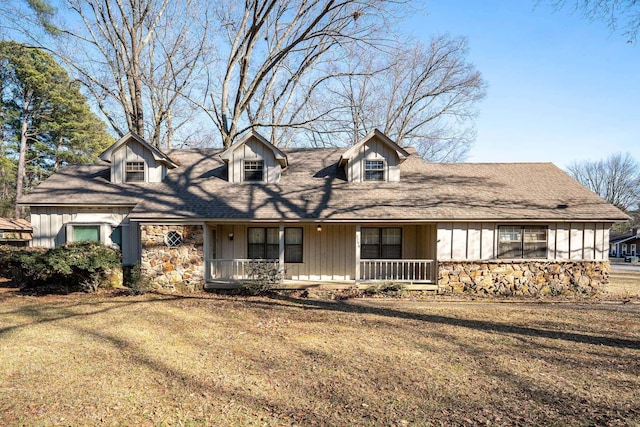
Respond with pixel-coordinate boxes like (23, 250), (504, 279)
(19, 130), (629, 294)
(609, 229), (640, 259)
(0, 218), (32, 247)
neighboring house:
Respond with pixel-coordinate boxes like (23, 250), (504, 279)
(609, 229), (640, 259)
(19, 130), (629, 294)
(0, 218), (32, 247)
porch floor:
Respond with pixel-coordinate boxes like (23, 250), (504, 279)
(204, 279), (439, 291)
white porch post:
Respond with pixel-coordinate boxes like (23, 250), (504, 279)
(278, 224), (285, 275)
(202, 224), (211, 281)
(355, 225), (361, 282)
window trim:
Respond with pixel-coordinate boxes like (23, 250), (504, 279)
(364, 159), (385, 181)
(66, 223), (106, 244)
(284, 227), (303, 263)
(497, 225), (548, 259)
(361, 227), (402, 259)
(247, 227), (279, 260)
(125, 161), (145, 182)
(244, 159), (264, 182)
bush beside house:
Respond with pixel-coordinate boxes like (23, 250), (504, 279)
(0, 242), (121, 293)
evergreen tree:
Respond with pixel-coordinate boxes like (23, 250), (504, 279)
(0, 40), (113, 217)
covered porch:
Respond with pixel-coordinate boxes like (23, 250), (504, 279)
(203, 222), (437, 288)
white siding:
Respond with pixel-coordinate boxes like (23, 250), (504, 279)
(583, 223), (596, 260)
(348, 137), (401, 182)
(481, 223), (495, 259)
(451, 225), (467, 259)
(547, 223), (557, 258)
(436, 222), (611, 261)
(467, 224), (481, 259)
(228, 137), (281, 183)
(570, 223), (584, 260)
(555, 224), (570, 259)
(437, 222), (453, 260)
(111, 139), (165, 183)
(29, 206), (139, 265)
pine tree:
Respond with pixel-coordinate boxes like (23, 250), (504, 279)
(0, 40), (113, 217)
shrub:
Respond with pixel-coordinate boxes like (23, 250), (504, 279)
(241, 261), (282, 295)
(0, 242), (121, 294)
(364, 282), (408, 297)
(124, 264), (153, 295)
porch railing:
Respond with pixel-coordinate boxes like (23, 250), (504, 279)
(205, 259), (281, 281)
(359, 259), (435, 283)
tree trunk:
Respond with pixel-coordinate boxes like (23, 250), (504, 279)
(15, 92), (31, 218)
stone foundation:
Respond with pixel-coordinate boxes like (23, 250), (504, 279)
(438, 260), (609, 296)
(140, 224), (204, 291)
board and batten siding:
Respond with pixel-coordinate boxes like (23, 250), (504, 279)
(348, 139), (401, 182)
(29, 206), (139, 265)
(228, 138), (281, 183)
(111, 139), (165, 183)
(210, 223), (437, 281)
(437, 222), (610, 261)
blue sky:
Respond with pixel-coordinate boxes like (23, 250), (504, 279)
(408, 1), (640, 167)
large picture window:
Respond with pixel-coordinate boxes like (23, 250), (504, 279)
(244, 160), (264, 182)
(72, 225), (100, 242)
(361, 227), (402, 259)
(364, 160), (384, 181)
(125, 161), (145, 182)
(248, 227), (279, 259)
(498, 226), (547, 259)
(284, 228), (303, 263)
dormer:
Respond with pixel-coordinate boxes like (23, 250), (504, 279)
(99, 132), (178, 184)
(219, 130), (288, 183)
(339, 129), (410, 183)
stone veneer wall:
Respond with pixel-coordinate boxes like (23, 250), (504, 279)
(140, 224), (204, 291)
(438, 260), (609, 296)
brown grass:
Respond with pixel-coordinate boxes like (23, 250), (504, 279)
(0, 274), (639, 426)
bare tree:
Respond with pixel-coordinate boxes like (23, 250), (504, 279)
(304, 36), (486, 161)
(200, 0), (406, 148)
(19, 0), (212, 148)
(545, 0), (640, 42)
(568, 153), (640, 211)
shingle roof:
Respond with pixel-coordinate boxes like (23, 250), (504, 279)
(0, 218), (32, 231)
(19, 147), (629, 222)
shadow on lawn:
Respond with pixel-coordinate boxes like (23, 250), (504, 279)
(2, 292), (639, 424)
(250, 294), (640, 350)
(2, 291), (640, 351)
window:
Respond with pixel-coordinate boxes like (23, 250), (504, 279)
(285, 228), (303, 263)
(498, 226), (547, 259)
(632, 244), (637, 255)
(244, 160), (264, 182)
(248, 227), (279, 259)
(364, 160), (385, 181)
(165, 231), (183, 248)
(73, 225), (100, 242)
(622, 244), (628, 255)
(361, 227), (402, 259)
(125, 161), (145, 182)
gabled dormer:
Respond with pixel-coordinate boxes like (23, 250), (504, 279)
(219, 130), (288, 183)
(339, 129), (410, 183)
(99, 132), (179, 184)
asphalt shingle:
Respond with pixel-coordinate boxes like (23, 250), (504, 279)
(20, 147), (628, 222)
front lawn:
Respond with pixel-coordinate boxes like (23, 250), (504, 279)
(1, 289), (639, 425)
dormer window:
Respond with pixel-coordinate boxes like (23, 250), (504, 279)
(244, 160), (264, 182)
(125, 161), (145, 182)
(364, 160), (385, 181)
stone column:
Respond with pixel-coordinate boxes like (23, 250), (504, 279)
(140, 224), (204, 292)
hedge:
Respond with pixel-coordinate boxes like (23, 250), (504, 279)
(0, 242), (121, 293)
